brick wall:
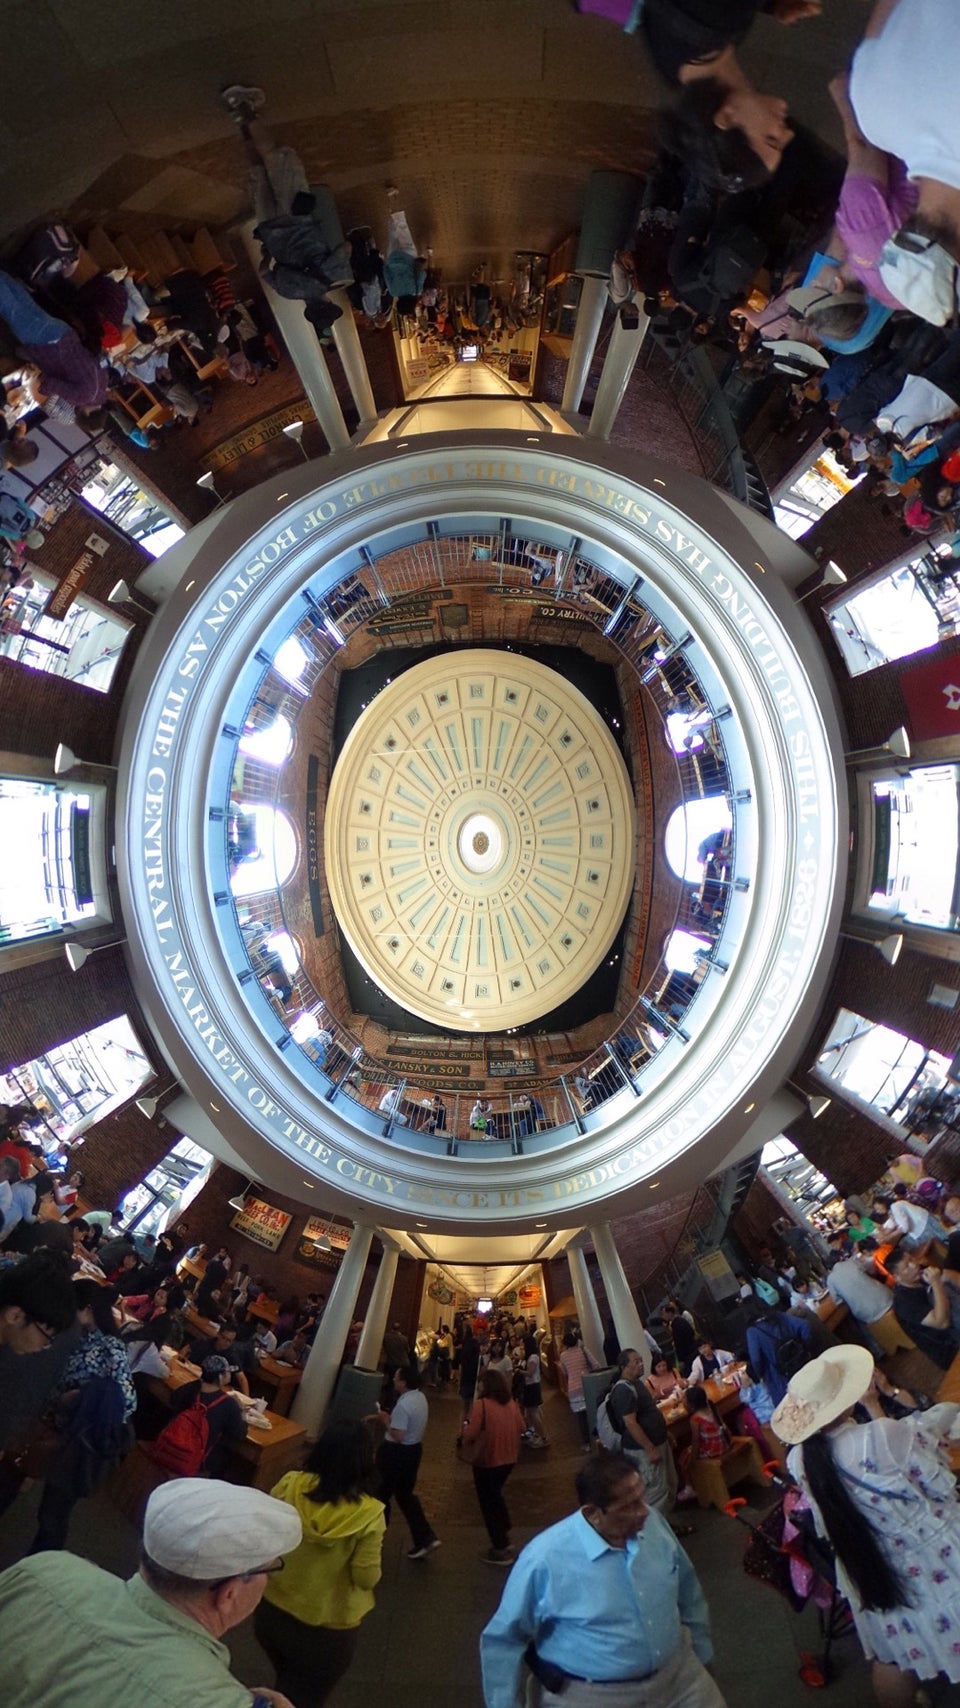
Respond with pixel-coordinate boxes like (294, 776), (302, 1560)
(179, 1162), (423, 1342)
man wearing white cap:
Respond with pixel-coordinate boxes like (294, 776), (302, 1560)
(0, 1477), (302, 1707)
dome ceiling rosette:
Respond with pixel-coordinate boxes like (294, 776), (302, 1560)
(324, 650), (636, 1031)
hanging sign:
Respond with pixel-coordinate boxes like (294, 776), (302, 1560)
(230, 1196), (292, 1251)
(518, 1283), (542, 1309)
(296, 1215), (350, 1268)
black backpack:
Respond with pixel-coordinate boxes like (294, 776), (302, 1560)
(697, 224), (766, 304)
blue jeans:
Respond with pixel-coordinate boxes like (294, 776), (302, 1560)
(0, 270), (67, 346)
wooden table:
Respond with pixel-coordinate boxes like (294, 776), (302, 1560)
(183, 1303), (221, 1339)
(145, 1358), (306, 1491)
(250, 1355), (303, 1418)
(247, 1294), (279, 1326)
(657, 1366), (749, 1448)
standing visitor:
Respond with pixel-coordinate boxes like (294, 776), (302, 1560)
(522, 1332), (549, 1447)
(774, 1345), (960, 1708)
(368, 1365), (440, 1560)
(255, 1419), (386, 1707)
(557, 1328), (598, 1449)
(462, 1367), (525, 1566)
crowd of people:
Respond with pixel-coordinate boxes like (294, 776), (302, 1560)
(594, 0), (960, 546)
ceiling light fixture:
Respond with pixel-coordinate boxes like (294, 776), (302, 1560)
(64, 935), (126, 971)
(196, 471), (225, 505)
(282, 419), (309, 461)
(227, 1178), (256, 1213)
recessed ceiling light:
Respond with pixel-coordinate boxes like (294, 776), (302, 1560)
(534, 1221), (547, 1228)
(744, 1102), (755, 1114)
(210, 1102), (220, 1112)
(648, 1180), (660, 1189)
(302, 1180), (315, 1188)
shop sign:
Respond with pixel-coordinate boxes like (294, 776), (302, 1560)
(518, 1283), (542, 1309)
(296, 1214), (350, 1268)
(230, 1196), (292, 1251)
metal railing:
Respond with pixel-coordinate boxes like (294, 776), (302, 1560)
(218, 525), (744, 1155)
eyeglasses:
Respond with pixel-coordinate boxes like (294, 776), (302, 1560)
(28, 1317), (57, 1346)
(210, 1559), (285, 1590)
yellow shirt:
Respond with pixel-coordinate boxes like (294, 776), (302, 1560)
(264, 1473), (385, 1628)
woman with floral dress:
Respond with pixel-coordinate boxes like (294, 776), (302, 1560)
(773, 1345), (960, 1708)
(30, 1279), (136, 1552)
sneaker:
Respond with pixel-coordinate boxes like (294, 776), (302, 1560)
(481, 1547), (515, 1566)
(407, 1537), (441, 1560)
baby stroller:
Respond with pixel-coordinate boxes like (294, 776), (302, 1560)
(726, 1473), (854, 1688)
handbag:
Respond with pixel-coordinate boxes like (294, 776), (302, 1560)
(459, 1399), (486, 1466)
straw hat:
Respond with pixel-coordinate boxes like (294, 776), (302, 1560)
(770, 1345), (874, 1445)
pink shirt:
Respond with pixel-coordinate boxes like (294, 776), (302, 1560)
(835, 161), (919, 309)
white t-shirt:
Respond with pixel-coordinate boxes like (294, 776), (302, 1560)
(850, 0), (960, 190)
(390, 1388), (429, 1445)
(887, 1198), (929, 1241)
(876, 376), (958, 442)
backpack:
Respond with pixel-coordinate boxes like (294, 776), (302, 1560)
(150, 1392), (228, 1476)
(596, 1384), (622, 1451)
(762, 1320), (809, 1382)
(697, 225), (766, 304)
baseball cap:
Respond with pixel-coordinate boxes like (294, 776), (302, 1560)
(201, 1354), (231, 1379)
(878, 231), (960, 327)
(144, 1478), (302, 1578)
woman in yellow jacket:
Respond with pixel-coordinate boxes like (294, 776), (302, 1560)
(257, 1418), (386, 1707)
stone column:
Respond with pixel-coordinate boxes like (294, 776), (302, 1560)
(355, 1238), (401, 1370)
(566, 1239), (605, 1367)
(326, 287), (377, 425)
(586, 299), (649, 440)
(560, 275), (608, 416)
(238, 220), (350, 451)
(292, 1222), (373, 1436)
(591, 1221), (650, 1375)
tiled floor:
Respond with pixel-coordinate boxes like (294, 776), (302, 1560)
(5, 1380), (960, 1706)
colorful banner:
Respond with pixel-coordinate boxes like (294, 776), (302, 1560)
(295, 1215), (350, 1269)
(900, 650), (960, 742)
(518, 1283), (542, 1310)
(229, 1196), (292, 1251)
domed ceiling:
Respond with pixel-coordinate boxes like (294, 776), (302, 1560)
(324, 649), (636, 1031)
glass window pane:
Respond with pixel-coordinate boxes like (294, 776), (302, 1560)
(868, 766), (960, 931)
(0, 569), (132, 693)
(0, 779), (97, 945)
(0, 1015), (151, 1145)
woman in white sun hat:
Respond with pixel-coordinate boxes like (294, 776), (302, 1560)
(772, 1346), (960, 1708)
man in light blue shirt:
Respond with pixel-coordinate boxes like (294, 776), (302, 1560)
(481, 1453), (726, 1708)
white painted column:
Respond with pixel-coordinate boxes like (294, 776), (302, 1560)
(292, 1222), (373, 1436)
(238, 220), (350, 451)
(566, 1240), (605, 1367)
(560, 275), (608, 416)
(591, 1221), (650, 1376)
(586, 298), (649, 440)
(326, 287), (377, 424)
(355, 1238), (400, 1370)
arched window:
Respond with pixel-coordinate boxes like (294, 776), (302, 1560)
(239, 714), (293, 767)
(229, 805), (298, 898)
(273, 636), (310, 689)
(664, 797), (732, 883)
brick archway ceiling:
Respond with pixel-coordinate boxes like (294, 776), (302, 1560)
(5, 4), (859, 270)
(65, 100), (657, 285)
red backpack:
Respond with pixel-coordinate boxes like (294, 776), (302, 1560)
(149, 1392), (229, 1477)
